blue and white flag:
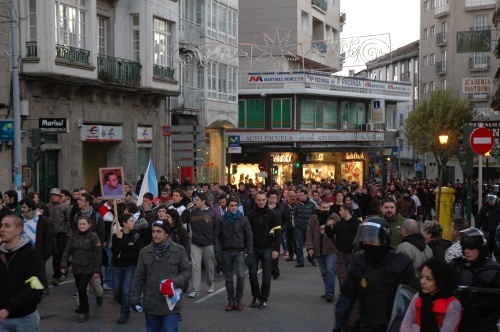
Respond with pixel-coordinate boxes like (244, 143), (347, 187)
(137, 159), (158, 206)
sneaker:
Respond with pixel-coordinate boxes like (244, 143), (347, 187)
(72, 292), (78, 299)
(117, 316), (129, 324)
(207, 285), (215, 293)
(257, 299), (267, 309)
(250, 297), (259, 308)
(103, 284), (112, 290)
(188, 291), (199, 298)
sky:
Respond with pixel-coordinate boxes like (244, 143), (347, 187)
(339, 0), (420, 74)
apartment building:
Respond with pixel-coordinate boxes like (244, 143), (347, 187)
(365, 41), (421, 180)
(227, 0), (412, 186)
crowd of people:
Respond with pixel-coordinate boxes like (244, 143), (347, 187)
(0, 176), (499, 331)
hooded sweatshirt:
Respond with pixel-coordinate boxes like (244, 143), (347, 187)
(396, 233), (433, 270)
(0, 235), (42, 318)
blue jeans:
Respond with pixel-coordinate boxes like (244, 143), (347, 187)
(222, 251), (245, 303)
(145, 313), (179, 332)
(112, 266), (136, 317)
(0, 310), (40, 332)
(248, 247), (273, 301)
(316, 253), (337, 296)
(104, 247), (113, 286)
(294, 227), (307, 265)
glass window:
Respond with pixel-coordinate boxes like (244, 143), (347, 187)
(301, 11), (309, 32)
(430, 81), (435, 92)
(218, 63), (227, 100)
(422, 83), (428, 94)
(441, 79), (447, 90)
(323, 101), (338, 129)
(217, 4), (227, 42)
(272, 99), (292, 129)
(228, 66), (237, 102)
(131, 14), (140, 61)
(55, 1), (87, 48)
(207, 61), (217, 99)
(29, 0), (37, 41)
(386, 104), (397, 130)
(153, 18), (173, 68)
(98, 17), (107, 55)
(423, 55), (428, 66)
(228, 8), (237, 44)
(207, 0), (217, 38)
(473, 52), (488, 68)
(474, 15), (488, 31)
(393, 64), (398, 81)
(239, 100), (265, 129)
(430, 26), (435, 37)
(301, 99), (315, 129)
(430, 53), (435, 65)
(423, 28), (428, 39)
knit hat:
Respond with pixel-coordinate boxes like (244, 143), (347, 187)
(152, 220), (170, 234)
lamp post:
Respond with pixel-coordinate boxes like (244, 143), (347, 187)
(436, 134), (449, 222)
(485, 151), (490, 187)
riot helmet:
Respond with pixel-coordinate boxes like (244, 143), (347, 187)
(460, 227), (488, 258)
(354, 217), (391, 248)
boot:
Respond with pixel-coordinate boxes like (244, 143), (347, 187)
(308, 254), (317, 266)
(236, 298), (244, 311)
(225, 302), (235, 311)
(78, 311), (89, 323)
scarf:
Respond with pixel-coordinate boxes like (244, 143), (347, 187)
(225, 210), (241, 223)
(81, 207), (94, 217)
(153, 238), (172, 261)
(22, 210), (37, 220)
(419, 290), (448, 332)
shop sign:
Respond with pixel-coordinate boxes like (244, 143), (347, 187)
(80, 125), (123, 142)
(462, 78), (493, 94)
(227, 131), (384, 143)
(137, 127), (153, 142)
(457, 30), (491, 53)
(273, 154), (293, 163)
(0, 120), (14, 141)
(345, 152), (365, 160)
(39, 118), (68, 133)
(306, 153), (324, 162)
(228, 136), (240, 147)
(228, 147), (242, 153)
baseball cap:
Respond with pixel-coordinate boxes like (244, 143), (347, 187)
(50, 188), (61, 196)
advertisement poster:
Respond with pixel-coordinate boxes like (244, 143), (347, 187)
(341, 161), (363, 185)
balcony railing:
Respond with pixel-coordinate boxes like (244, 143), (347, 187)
(465, 0), (496, 9)
(55, 44), (90, 64)
(97, 54), (141, 86)
(436, 32), (447, 46)
(435, 3), (450, 17)
(469, 56), (490, 70)
(313, 41), (328, 54)
(312, 0), (327, 12)
(436, 61), (447, 74)
(179, 86), (202, 110)
(153, 64), (175, 80)
(26, 41), (37, 57)
(179, 19), (203, 45)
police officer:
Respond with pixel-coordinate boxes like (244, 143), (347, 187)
(333, 217), (415, 332)
(476, 194), (500, 260)
(450, 227), (500, 332)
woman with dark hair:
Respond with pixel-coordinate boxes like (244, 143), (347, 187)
(401, 258), (461, 332)
(111, 213), (141, 324)
(60, 215), (102, 323)
(421, 220), (451, 262)
(27, 191), (40, 204)
(165, 208), (190, 255)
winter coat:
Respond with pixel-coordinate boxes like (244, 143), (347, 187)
(305, 212), (340, 256)
(61, 230), (102, 275)
(294, 198), (317, 230)
(396, 233), (433, 270)
(33, 215), (53, 261)
(130, 242), (191, 315)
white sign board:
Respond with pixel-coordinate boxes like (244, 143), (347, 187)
(227, 147), (242, 153)
(462, 78), (493, 93)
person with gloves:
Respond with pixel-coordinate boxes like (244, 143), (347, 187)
(214, 196), (253, 311)
(130, 219), (191, 331)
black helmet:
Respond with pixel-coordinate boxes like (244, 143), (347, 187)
(460, 227), (488, 258)
(354, 217), (391, 248)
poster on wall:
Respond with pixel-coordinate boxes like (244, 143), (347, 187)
(341, 161), (363, 185)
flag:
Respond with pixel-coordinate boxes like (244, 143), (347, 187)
(137, 159), (158, 206)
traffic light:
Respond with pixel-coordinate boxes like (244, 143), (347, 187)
(294, 160), (301, 168)
(459, 125), (473, 151)
(27, 128), (46, 168)
(272, 166), (278, 175)
(458, 150), (473, 174)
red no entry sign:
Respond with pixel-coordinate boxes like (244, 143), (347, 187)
(470, 127), (494, 155)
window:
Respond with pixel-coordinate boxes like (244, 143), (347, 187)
(414, 86), (418, 100)
(441, 79), (447, 90)
(430, 53), (435, 65)
(474, 15), (488, 31)
(423, 56), (428, 66)
(414, 58), (418, 73)
(207, 0), (217, 38)
(98, 17), (107, 55)
(272, 99), (292, 129)
(441, 21), (447, 34)
(153, 17), (173, 68)
(378, 70), (382, 80)
(207, 61), (217, 99)
(228, 67), (237, 102)
(301, 11), (309, 32)
(386, 104), (397, 130)
(29, 0), (37, 41)
(399, 114), (404, 127)
(430, 81), (435, 92)
(206, 1), (237, 44)
(228, 9), (237, 44)
(422, 83), (428, 93)
(218, 63), (227, 100)
(441, 50), (446, 69)
(55, 0), (87, 48)
(340, 102), (364, 130)
(424, 1), (429, 12)
(217, 4), (227, 42)
(386, 65), (390, 80)
(430, 26), (435, 37)
(131, 14), (140, 61)
(302, 100), (339, 129)
(238, 100), (265, 129)
(393, 64), (398, 81)
(423, 28), (428, 39)
(473, 52), (488, 68)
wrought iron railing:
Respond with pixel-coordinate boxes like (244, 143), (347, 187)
(436, 32), (447, 45)
(153, 64), (175, 80)
(436, 61), (447, 73)
(55, 44), (90, 64)
(26, 41), (37, 57)
(97, 54), (141, 86)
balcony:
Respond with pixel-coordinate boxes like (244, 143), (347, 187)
(26, 41), (37, 57)
(312, 0), (327, 13)
(179, 19), (203, 45)
(55, 44), (90, 64)
(153, 64), (175, 81)
(97, 54), (141, 87)
(436, 32), (447, 46)
(465, 0), (496, 11)
(179, 86), (202, 110)
(469, 56), (490, 71)
(435, 3), (450, 18)
(436, 61), (447, 75)
(313, 41), (328, 54)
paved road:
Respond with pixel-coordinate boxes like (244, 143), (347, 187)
(39, 254), (337, 331)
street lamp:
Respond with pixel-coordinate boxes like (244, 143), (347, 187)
(436, 134), (449, 222)
(485, 151), (490, 186)
(439, 135), (449, 145)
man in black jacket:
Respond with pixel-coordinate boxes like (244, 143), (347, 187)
(247, 192), (281, 309)
(214, 197), (253, 311)
(0, 214), (43, 330)
(267, 189), (284, 279)
(294, 189), (317, 267)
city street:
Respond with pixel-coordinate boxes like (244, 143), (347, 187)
(39, 254), (337, 331)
